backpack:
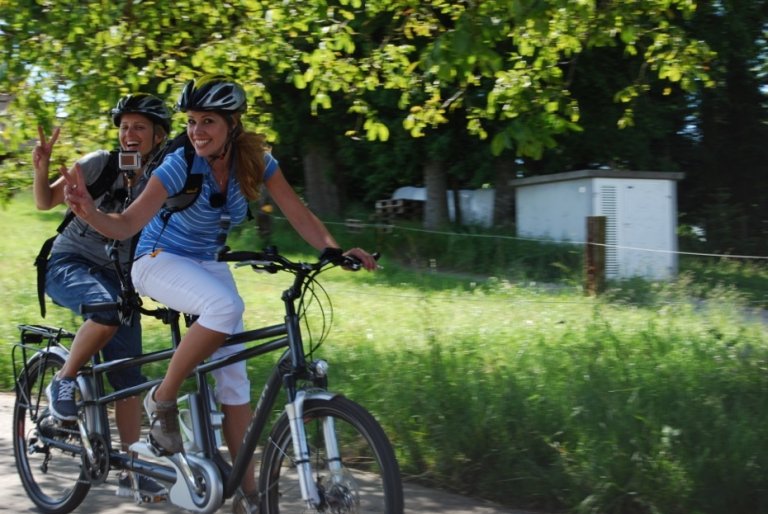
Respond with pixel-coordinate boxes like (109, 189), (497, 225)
(34, 133), (200, 318)
(151, 132), (202, 216)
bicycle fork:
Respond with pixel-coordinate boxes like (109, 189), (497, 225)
(285, 389), (344, 510)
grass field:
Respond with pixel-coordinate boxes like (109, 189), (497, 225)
(2, 191), (768, 513)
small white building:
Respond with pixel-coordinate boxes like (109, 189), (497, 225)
(391, 186), (495, 227)
(510, 169), (684, 280)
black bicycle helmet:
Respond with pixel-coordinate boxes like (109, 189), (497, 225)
(176, 75), (247, 114)
(110, 93), (172, 133)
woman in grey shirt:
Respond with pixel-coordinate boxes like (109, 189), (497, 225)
(33, 93), (171, 500)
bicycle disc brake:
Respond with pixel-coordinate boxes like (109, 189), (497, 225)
(320, 470), (361, 514)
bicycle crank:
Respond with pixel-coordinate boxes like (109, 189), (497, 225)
(80, 432), (109, 484)
(130, 441), (223, 514)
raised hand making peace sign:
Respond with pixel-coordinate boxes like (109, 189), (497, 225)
(32, 126), (67, 210)
(32, 125), (60, 172)
(60, 162), (96, 220)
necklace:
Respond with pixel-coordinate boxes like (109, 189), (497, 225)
(213, 170), (228, 191)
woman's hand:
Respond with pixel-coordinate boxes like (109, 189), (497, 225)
(61, 163), (96, 219)
(343, 247), (379, 271)
(32, 126), (60, 173)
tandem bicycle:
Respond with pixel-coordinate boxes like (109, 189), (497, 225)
(12, 245), (403, 513)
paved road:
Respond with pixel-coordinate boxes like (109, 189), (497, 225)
(0, 393), (535, 514)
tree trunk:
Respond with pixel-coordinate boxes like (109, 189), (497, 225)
(423, 159), (449, 230)
(493, 157), (516, 228)
(302, 143), (341, 219)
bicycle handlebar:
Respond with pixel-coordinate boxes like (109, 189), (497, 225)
(216, 246), (379, 272)
(80, 246), (377, 321)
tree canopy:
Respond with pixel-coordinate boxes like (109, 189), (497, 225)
(13, 0), (761, 248)
(2, 1), (712, 156)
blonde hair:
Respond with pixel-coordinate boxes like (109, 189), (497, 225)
(233, 126), (269, 201)
(153, 123), (169, 142)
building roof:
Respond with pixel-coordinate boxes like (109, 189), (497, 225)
(509, 169), (685, 188)
(0, 93), (10, 114)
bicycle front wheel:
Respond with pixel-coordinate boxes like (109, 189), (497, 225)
(13, 352), (90, 514)
(260, 395), (403, 514)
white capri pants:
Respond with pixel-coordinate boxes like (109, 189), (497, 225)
(132, 251), (250, 405)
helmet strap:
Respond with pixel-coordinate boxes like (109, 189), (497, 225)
(207, 117), (241, 164)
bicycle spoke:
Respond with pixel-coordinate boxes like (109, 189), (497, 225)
(260, 396), (403, 514)
(13, 353), (90, 514)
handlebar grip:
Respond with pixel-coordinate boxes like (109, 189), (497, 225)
(341, 251), (381, 270)
(80, 302), (119, 314)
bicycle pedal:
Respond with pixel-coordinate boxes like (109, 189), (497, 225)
(141, 493), (168, 504)
(146, 436), (176, 457)
(129, 440), (168, 459)
(118, 488), (168, 505)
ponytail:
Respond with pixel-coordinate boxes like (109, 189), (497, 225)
(233, 126), (268, 201)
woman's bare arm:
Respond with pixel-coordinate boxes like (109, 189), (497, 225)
(62, 162), (168, 240)
(265, 168), (377, 270)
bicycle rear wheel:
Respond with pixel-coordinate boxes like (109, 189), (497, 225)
(260, 395), (403, 514)
(13, 352), (90, 514)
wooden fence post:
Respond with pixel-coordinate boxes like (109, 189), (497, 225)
(585, 216), (606, 295)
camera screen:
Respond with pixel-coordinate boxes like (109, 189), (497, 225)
(118, 151), (141, 171)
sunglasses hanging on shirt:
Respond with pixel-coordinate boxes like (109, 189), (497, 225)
(210, 192), (227, 208)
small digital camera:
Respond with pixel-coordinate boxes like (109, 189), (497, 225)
(118, 151), (141, 171)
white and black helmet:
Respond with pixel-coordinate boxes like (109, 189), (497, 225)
(111, 93), (172, 133)
(176, 75), (247, 114)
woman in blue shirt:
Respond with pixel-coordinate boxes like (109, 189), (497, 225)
(61, 75), (377, 512)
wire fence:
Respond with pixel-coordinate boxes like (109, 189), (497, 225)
(321, 218), (768, 261)
(252, 214), (768, 310)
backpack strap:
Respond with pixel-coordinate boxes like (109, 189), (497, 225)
(157, 134), (202, 215)
(34, 235), (56, 318)
(34, 151), (121, 318)
(85, 151), (121, 199)
(162, 173), (203, 213)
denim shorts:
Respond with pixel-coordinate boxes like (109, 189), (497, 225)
(45, 253), (146, 391)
